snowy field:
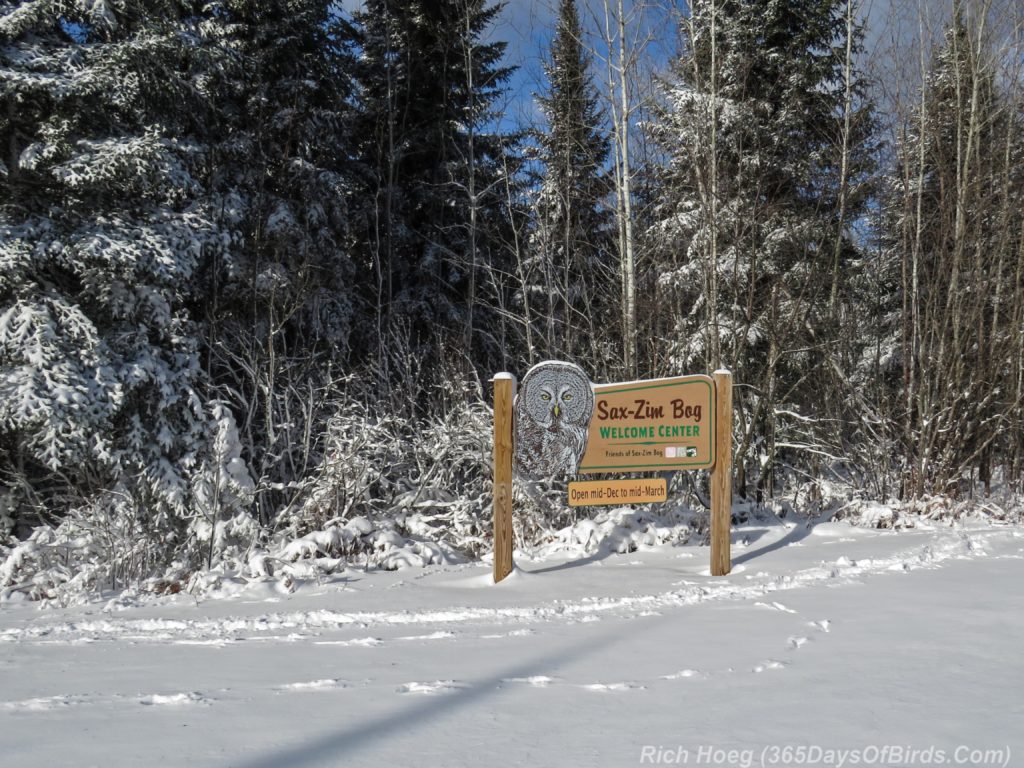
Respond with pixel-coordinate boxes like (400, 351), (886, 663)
(2, 517), (1023, 768)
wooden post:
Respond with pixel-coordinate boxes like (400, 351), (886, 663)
(710, 369), (733, 576)
(492, 373), (515, 583)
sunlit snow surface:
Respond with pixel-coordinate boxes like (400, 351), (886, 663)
(2, 518), (1023, 767)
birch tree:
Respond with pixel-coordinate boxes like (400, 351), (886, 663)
(884, 1), (1024, 498)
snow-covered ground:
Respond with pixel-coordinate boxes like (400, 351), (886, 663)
(2, 517), (1023, 768)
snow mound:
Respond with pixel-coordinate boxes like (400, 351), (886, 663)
(523, 506), (693, 562)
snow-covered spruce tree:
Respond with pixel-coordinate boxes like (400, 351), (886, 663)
(194, 0), (358, 526)
(649, 0), (876, 499)
(349, 0), (517, 388)
(0, 1), (229, 554)
(191, 402), (256, 569)
(529, 0), (615, 373)
(881, 8), (1024, 498)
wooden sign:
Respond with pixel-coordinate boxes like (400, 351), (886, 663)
(568, 478), (667, 507)
(578, 375), (714, 473)
(491, 365), (733, 584)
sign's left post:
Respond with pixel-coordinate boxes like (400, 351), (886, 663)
(492, 373), (516, 583)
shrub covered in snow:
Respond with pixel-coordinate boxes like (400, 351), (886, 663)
(272, 395), (493, 557)
(521, 505), (698, 562)
(0, 392), (493, 603)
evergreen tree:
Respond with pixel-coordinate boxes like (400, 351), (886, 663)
(650, 0), (876, 498)
(197, 0), (359, 524)
(530, 0), (614, 371)
(349, 0), (516, 387)
(0, 1), (227, 532)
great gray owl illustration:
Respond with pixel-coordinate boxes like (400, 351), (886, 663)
(514, 361), (595, 480)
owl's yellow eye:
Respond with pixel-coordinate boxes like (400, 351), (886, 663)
(540, 393), (551, 401)
(562, 392), (573, 401)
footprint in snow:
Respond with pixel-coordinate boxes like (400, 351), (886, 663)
(313, 637), (383, 647)
(2, 694), (92, 711)
(395, 681), (468, 695)
(276, 679), (347, 692)
(661, 669), (701, 680)
(753, 601), (797, 614)
(396, 631), (456, 642)
(480, 629), (534, 640)
(787, 636), (809, 650)
(809, 619), (831, 633)
(501, 676), (559, 687)
(138, 692), (210, 706)
(174, 639), (234, 647)
(752, 660), (788, 673)
(582, 682), (645, 692)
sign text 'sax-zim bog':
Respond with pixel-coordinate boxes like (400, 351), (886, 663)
(578, 375), (715, 473)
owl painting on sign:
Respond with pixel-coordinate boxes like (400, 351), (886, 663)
(514, 360), (595, 481)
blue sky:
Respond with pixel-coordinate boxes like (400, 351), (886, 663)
(336, 0), (678, 129)
(336, 0), (997, 136)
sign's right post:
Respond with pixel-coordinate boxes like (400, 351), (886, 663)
(710, 369), (733, 576)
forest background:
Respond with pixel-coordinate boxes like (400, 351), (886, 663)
(2, 0), (1022, 601)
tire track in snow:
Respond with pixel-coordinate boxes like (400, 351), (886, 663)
(0, 530), (997, 646)
(2, 690), (214, 712)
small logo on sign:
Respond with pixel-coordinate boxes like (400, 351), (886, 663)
(685, 446), (697, 458)
(664, 446), (677, 458)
